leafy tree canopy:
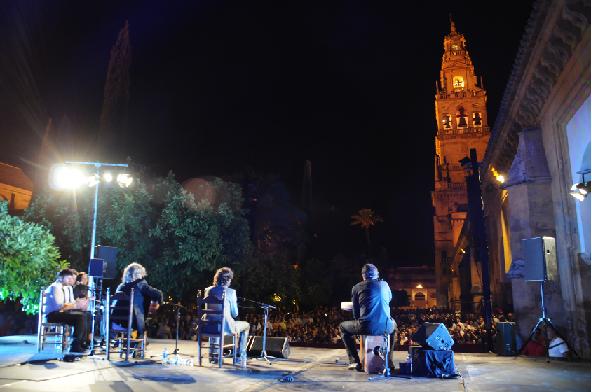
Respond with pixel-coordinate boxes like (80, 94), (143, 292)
(25, 172), (252, 301)
(0, 201), (67, 314)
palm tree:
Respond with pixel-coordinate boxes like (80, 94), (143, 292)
(350, 208), (383, 255)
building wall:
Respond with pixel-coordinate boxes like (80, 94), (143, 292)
(538, 28), (590, 358)
(0, 184), (32, 212)
(481, 0), (590, 358)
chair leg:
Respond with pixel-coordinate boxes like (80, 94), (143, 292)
(197, 333), (202, 367)
(106, 328), (111, 360)
(233, 335), (237, 365)
(218, 337), (223, 368)
(140, 331), (147, 359)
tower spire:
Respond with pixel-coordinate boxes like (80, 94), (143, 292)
(449, 14), (456, 33)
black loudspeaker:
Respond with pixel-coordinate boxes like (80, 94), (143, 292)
(522, 237), (557, 281)
(89, 258), (105, 277)
(412, 349), (456, 377)
(412, 323), (454, 351)
(496, 322), (517, 356)
(247, 336), (290, 359)
(95, 246), (118, 280)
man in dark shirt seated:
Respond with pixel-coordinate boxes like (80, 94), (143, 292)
(339, 263), (396, 371)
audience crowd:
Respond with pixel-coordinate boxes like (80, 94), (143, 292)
(0, 297), (514, 350)
(143, 304), (514, 348)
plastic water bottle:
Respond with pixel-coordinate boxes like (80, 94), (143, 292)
(162, 347), (169, 364)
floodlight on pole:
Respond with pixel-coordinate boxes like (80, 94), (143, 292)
(49, 160), (131, 355)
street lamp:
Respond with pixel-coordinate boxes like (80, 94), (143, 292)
(49, 161), (133, 354)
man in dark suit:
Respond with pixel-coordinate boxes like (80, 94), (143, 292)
(339, 263), (396, 371)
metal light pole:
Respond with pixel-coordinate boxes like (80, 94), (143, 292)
(61, 161), (130, 353)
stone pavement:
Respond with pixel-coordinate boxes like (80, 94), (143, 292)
(0, 336), (589, 391)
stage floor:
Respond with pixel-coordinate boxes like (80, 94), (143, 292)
(0, 336), (589, 391)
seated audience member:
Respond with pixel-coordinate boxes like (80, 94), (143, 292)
(44, 268), (89, 352)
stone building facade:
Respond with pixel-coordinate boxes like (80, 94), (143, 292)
(479, 0), (590, 358)
(386, 266), (437, 308)
(432, 20), (490, 307)
(0, 162), (33, 214)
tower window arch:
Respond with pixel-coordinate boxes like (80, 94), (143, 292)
(473, 112), (482, 127)
(456, 106), (468, 128)
(442, 114), (452, 132)
(453, 76), (464, 90)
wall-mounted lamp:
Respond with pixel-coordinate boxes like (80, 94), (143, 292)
(570, 169), (591, 202)
(490, 166), (505, 184)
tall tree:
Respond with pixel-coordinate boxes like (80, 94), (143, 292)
(350, 208), (383, 255)
(98, 20), (131, 160)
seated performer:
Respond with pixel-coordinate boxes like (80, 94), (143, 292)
(44, 268), (89, 352)
(73, 272), (93, 347)
(73, 272), (90, 300)
(115, 263), (163, 337)
(339, 263), (396, 371)
(204, 267), (250, 362)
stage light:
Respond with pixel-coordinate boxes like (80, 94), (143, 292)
(416, 283), (423, 289)
(49, 164), (87, 190)
(495, 174), (505, 184)
(87, 174), (100, 187)
(116, 173), (133, 188)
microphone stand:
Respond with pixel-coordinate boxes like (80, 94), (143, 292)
(168, 303), (193, 357)
(239, 297), (276, 365)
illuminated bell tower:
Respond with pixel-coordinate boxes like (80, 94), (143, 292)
(432, 19), (490, 307)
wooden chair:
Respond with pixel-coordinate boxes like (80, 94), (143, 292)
(196, 290), (238, 368)
(105, 288), (146, 361)
(37, 288), (73, 353)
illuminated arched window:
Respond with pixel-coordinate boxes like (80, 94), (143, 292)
(442, 114), (452, 132)
(456, 107), (468, 128)
(453, 76), (464, 90)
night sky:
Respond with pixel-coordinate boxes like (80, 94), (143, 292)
(0, 1), (534, 266)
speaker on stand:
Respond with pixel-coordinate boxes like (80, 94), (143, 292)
(517, 237), (579, 360)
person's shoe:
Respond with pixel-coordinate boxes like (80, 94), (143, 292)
(348, 362), (363, 372)
(70, 344), (87, 354)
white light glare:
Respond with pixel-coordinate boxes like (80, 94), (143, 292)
(116, 173), (133, 188)
(495, 175), (505, 184)
(87, 174), (100, 187)
(570, 184), (586, 201)
(103, 172), (113, 182)
(49, 165), (87, 190)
